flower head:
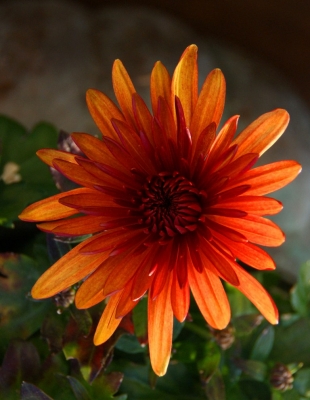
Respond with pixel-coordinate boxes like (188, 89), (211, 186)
(19, 45), (301, 376)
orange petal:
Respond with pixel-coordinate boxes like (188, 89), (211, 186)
(232, 109), (289, 158)
(86, 89), (125, 140)
(71, 132), (117, 165)
(36, 148), (78, 167)
(171, 269), (190, 322)
(93, 292), (123, 345)
(190, 69), (225, 145)
(52, 158), (104, 188)
(188, 261), (230, 329)
(112, 59), (136, 127)
(132, 93), (154, 146)
(31, 240), (108, 299)
(75, 251), (128, 309)
(207, 214), (285, 247)
(19, 188), (92, 222)
(226, 160), (302, 196)
(233, 263), (279, 324)
(148, 271), (173, 376)
(171, 44), (198, 126)
(208, 115), (239, 165)
(37, 215), (107, 236)
(231, 241), (276, 270)
(211, 196), (283, 216)
(150, 61), (172, 116)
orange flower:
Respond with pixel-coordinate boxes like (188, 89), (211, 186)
(19, 45), (301, 376)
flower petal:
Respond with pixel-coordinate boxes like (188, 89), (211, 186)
(93, 292), (123, 345)
(86, 89), (125, 139)
(171, 44), (198, 126)
(190, 69), (225, 145)
(211, 196), (283, 216)
(19, 188), (91, 222)
(150, 61), (172, 116)
(36, 148), (78, 167)
(207, 214), (285, 247)
(148, 271), (173, 376)
(112, 59), (136, 127)
(31, 240), (108, 298)
(188, 261), (230, 329)
(232, 109), (289, 158)
(37, 215), (107, 236)
(171, 269), (190, 322)
(233, 263), (279, 324)
(226, 160), (302, 196)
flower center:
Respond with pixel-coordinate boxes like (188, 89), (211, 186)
(140, 172), (202, 238)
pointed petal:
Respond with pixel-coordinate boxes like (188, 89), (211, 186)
(19, 188), (91, 222)
(112, 59), (136, 127)
(93, 292), (123, 345)
(36, 148), (78, 167)
(150, 61), (172, 116)
(225, 160), (302, 196)
(86, 89), (125, 140)
(188, 261), (230, 329)
(148, 271), (173, 376)
(132, 93), (154, 146)
(31, 240), (108, 299)
(207, 214), (285, 247)
(171, 44), (198, 126)
(232, 109), (289, 158)
(208, 115), (239, 165)
(231, 241), (276, 270)
(190, 69), (225, 145)
(233, 263), (279, 324)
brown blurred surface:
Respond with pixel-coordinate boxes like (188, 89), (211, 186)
(84, 0), (310, 109)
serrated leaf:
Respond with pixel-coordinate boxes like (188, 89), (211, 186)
(67, 376), (91, 400)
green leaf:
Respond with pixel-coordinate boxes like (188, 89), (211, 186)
(294, 368), (310, 397)
(0, 340), (41, 393)
(205, 368), (226, 400)
(250, 325), (275, 362)
(67, 376), (91, 400)
(0, 116), (58, 226)
(197, 340), (221, 382)
(0, 253), (51, 353)
(291, 261), (310, 317)
(21, 382), (53, 400)
(132, 297), (147, 342)
(239, 380), (271, 400)
(271, 317), (310, 365)
(115, 334), (145, 354)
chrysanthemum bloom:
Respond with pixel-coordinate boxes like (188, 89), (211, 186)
(19, 45), (301, 376)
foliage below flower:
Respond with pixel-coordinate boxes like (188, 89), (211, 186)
(19, 45), (301, 376)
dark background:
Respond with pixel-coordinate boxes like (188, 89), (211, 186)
(79, 0), (310, 109)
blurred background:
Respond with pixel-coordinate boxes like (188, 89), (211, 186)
(1, 0), (309, 279)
